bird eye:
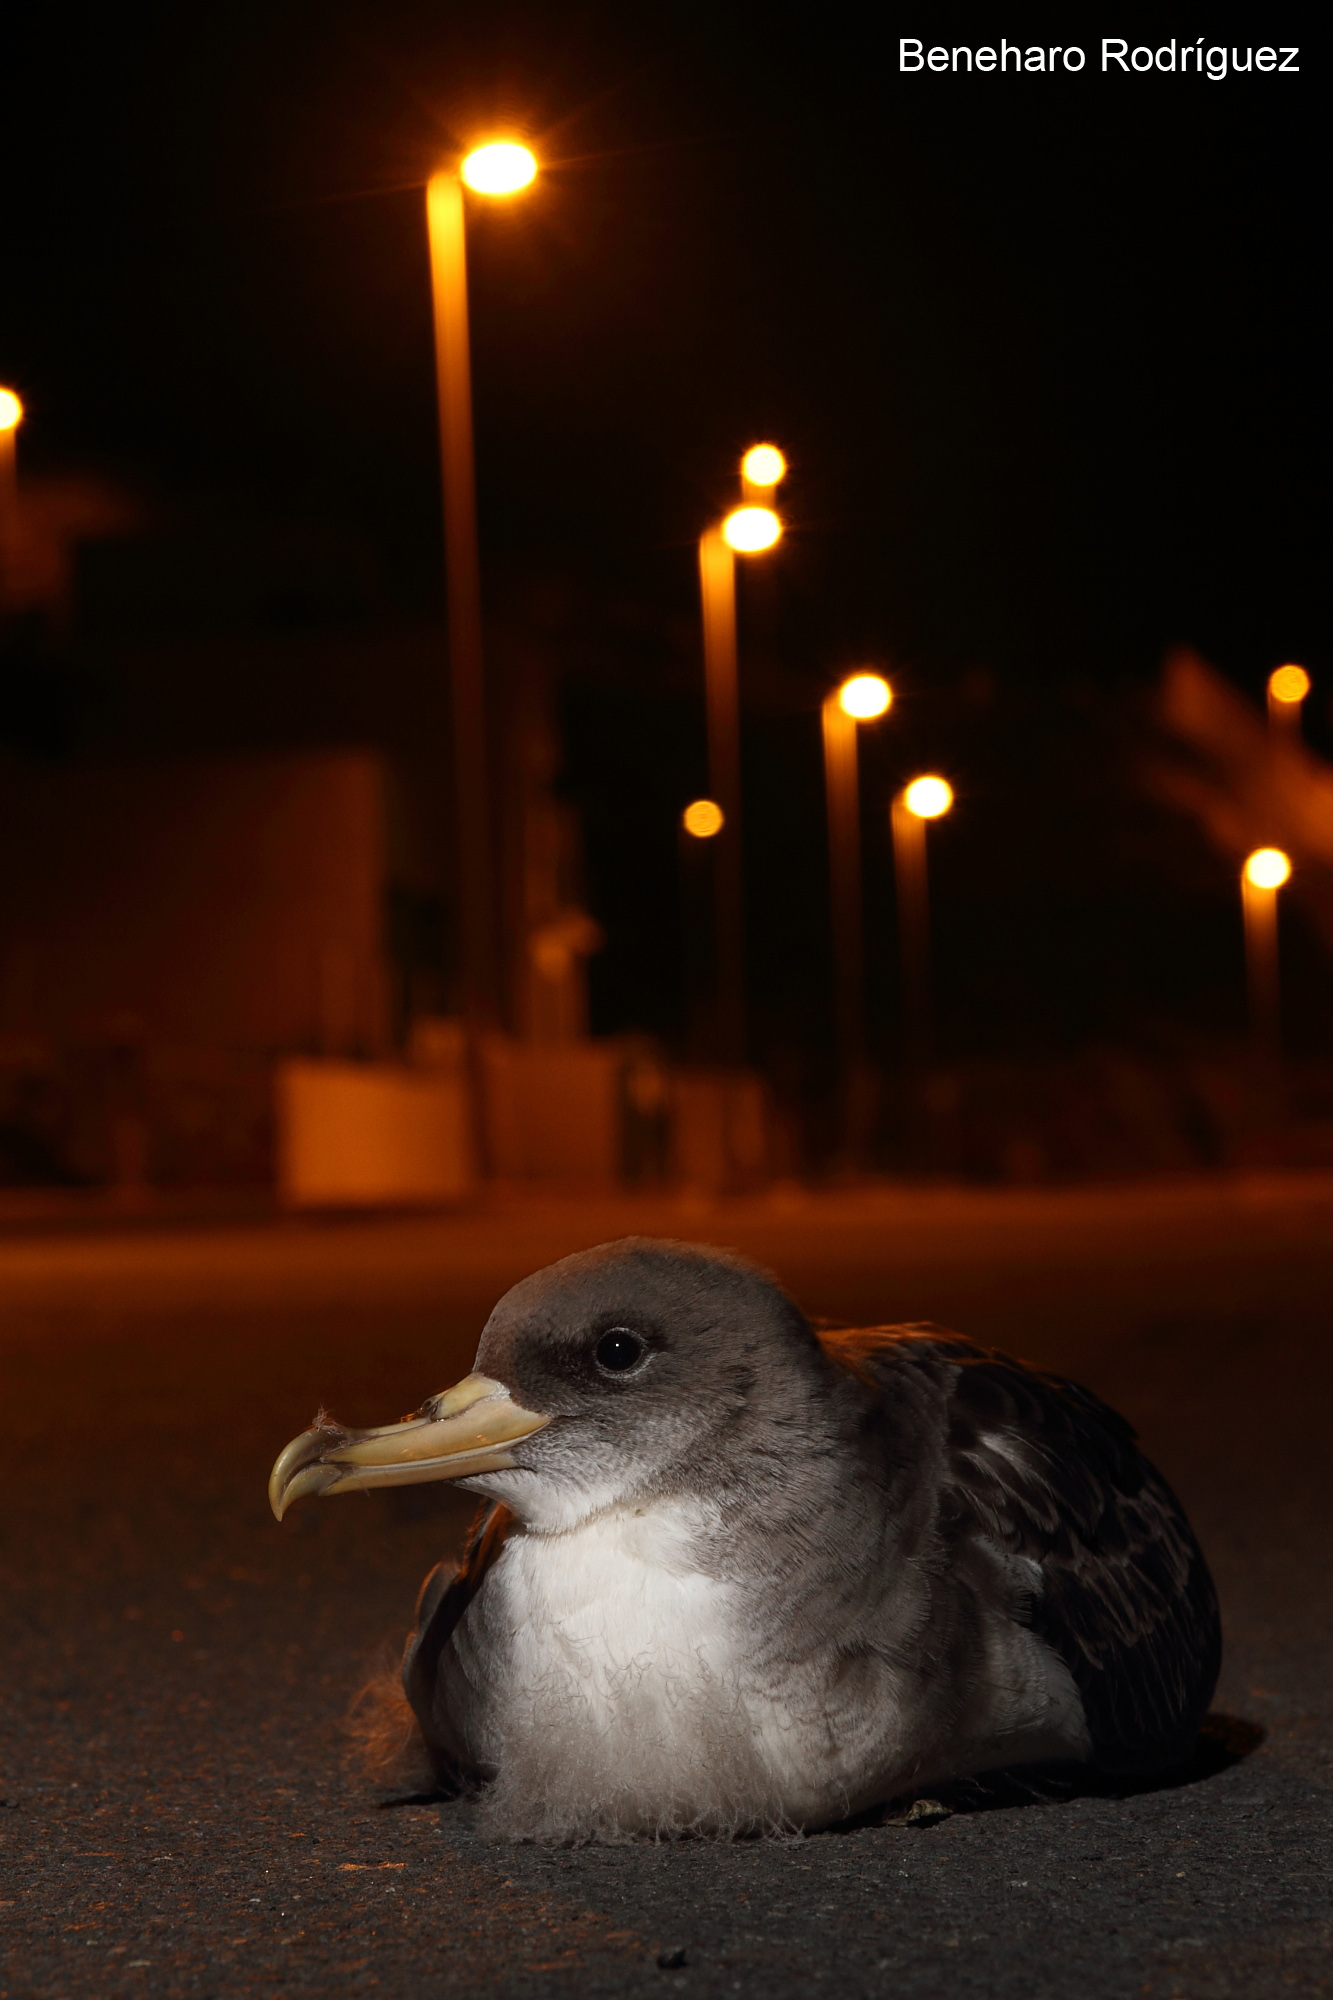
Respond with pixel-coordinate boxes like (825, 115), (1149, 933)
(594, 1329), (646, 1374)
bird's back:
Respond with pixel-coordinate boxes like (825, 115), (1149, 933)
(821, 1322), (1221, 1778)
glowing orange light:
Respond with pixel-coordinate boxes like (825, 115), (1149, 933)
(460, 142), (537, 196)
(741, 444), (786, 488)
(682, 798), (725, 838)
(1269, 665), (1310, 706)
(721, 505), (781, 553)
(904, 776), (953, 820)
(837, 674), (892, 721)
(1244, 847), (1290, 890)
(0, 388), (23, 432)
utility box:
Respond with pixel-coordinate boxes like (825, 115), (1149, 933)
(275, 1058), (474, 1208)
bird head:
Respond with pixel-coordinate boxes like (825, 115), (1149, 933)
(269, 1238), (826, 1532)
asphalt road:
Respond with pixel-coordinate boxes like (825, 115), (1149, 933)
(2, 1176), (1331, 1998)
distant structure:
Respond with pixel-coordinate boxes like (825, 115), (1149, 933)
(0, 750), (392, 1187)
(0, 480), (764, 1197)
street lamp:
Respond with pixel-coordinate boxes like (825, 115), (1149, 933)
(903, 775), (952, 819)
(460, 143), (538, 195)
(0, 387), (23, 607)
(740, 443), (786, 492)
(721, 505), (782, 553)
(891, 775), (954, 1071)
(837, 674), (892, 721)
(425, 139), (538, 1035)
(1267, 664), (1310, 740)
(697, 446), (786, 1063)
(682, 799), (725, 839)
(822, 672), (892, 1158)
(679, 799), (725, 1058)
(1242, 845), (1290, 1066)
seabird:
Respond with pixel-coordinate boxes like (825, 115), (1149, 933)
(269, 1237), (1220, 1840)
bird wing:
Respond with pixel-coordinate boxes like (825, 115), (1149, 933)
(837, 1324), (1221, 1775)
(402, 1500), (514, 1781)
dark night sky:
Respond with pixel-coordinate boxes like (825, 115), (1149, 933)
(1, 5), (1326, 1088)
(3, 4), (1322, 670)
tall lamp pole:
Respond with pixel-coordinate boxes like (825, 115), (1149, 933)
(1267, 664), (1309, 741)
(697, 445), (785, 1064)
(679, 798), (725, 1058)
(0, 388), (23, 608)
(891, 775), (953, 1073)
(1241, 845), (1290, 1065)
(425, 140), (537, 1032)
(822, 672), (892, 1157)
(698, 526), (743, 1062)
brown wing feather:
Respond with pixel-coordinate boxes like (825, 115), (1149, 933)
(401, 1501), (514, 1786)
(850, 1325), (1222, 1776)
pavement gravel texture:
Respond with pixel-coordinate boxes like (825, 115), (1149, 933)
(1, 1178), (1331, 1998)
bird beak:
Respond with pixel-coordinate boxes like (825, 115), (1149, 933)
(268, 1373), (550, 1521)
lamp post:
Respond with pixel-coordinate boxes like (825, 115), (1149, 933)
(822, 673), (892, 1157)
(891, 775), (953, 1072)
(0, 387), (23, 609)
(425, 140), (537, 1034)
(1241, 845), (1290, 1065)
(679, 798), (725, 1058)
(697, 446), (785, 1064)
(1267, 664), (1310, 740)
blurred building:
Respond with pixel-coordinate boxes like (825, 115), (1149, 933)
(0, 483), (753, 1197)
(0, 749), (391, 1187)
(0, 473), (794, 1197)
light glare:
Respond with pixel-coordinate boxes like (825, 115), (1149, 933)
(904, 776), (953, 820)
(1244, 847), (1291, 890)
(838, 674), (892, 720)
(741, 444), (786, 488)
(721, 505), (782, 553)
(461, 142), (538, 196)
(0, 388), (23, 432)
(682, 798), (725, 838)
(1269, 665), (1310, 706)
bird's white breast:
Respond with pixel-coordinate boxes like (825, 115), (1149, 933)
(501, 1500), (734, 1698)
(447, 1498), (795, 1838)
(440, 1496), (1093, 1840)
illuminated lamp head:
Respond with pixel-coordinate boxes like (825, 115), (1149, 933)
(903, 776), (953, 820)
(1268, 665), (1310, 706)
(682, 799), (725, 839)
(837, 674), (892, 721)
(1244, 847), (1291, 890)
(721, 506), (782, 554)
(740, 444), (786, 489)
(461, 142), (538, 196)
